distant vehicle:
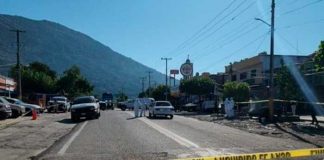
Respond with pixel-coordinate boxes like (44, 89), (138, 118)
(117, 101), (127, 111)
(4, 97), (43, 115)
(102, 92), (114, 109)
(0, 97), (12, 119)
(149, 101), (174, 119)
(47, 96), (69, 113)
(70, 96), (100, 122)
(125, 99), (135, 110)
(0, 97), (25, 118)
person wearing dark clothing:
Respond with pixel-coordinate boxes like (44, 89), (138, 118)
(310, 106), (319, 126)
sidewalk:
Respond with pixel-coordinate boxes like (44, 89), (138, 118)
(0, 112), (76, 160)
(300, 116), (324, 123)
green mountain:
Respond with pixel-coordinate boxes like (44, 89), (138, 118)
(0, 14), (167, 97)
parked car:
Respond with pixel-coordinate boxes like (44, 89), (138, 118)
(0, 97), (25, 118)
(4, 97), (43, 115)
(70, 96), (100, 122)
(47, 96), (69, 113)
(99, 100), (114, 110)
(0, 97), (12, 119)
(125, 99), (135, 110)
(149, 101), (174, 119)
(117, 101), (127, 111)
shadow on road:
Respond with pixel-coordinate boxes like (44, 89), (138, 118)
(147, 116), (172, 120)
(56, 118), (80, 124)
(126, 117), (139, 120)
(274, 123), (323, 148)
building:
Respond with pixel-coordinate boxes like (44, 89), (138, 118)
(0, 75), (16, 96)
(224, 52), (309, 98)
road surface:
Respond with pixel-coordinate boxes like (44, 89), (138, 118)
(38, 109), (316, 160)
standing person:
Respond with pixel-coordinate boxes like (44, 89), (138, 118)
(134, 98), (140, 117)
(224, 98), (229, 118)
(140, 99), (146, 117)
(229, 97), (235, 118)
(310, 106), (319, 126)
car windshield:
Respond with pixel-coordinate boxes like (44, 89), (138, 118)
(52, 97), (66, 101)
(1, 1), (323, 160)
(0, 97), (10, 104)
(73, 97), (94, 104)
(155, 102), (171, 106)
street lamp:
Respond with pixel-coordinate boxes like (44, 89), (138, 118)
(255, 0), (275, 121)
(254, 18), (271, 27)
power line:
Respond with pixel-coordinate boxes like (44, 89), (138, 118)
(168, 0), (238, 55)
(277, 18), (324, 30)
(181, 0), (251, 51)
(197, 31), (269, 72)
(167, 0), (249, 60)
(192, 24), (263, 63)
(280, 0), (323, 16)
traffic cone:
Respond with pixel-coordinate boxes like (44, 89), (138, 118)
(32, 109), (37, 120)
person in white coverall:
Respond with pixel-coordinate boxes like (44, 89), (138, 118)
(229, 97), (235, 118)
(224, 98), (230, 117)
(134, 98), (140, 117)
(140, 101), (146, 117)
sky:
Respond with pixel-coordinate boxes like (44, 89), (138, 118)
(0, 0), (324, 78)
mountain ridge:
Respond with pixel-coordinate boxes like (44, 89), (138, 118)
(0, 14), (166, 97)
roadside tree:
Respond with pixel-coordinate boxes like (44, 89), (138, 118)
(223, 81), (249, 102)
(313, 41), (324, 72)
(56, 65), (93, 98)
(151, 85), (170, 101)
(10, 62), (57, 95)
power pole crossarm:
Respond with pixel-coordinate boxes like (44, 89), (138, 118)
(10, 29), (26, 100)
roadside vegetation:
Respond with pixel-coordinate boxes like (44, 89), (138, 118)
(10, 62), (93, 99)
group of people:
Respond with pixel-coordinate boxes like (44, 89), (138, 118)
(224, 97), (235, 118)
(134, 98), (146, 118)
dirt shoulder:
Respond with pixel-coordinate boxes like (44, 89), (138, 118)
(176, 112), (324, 148)
(0, 112), (76, 160)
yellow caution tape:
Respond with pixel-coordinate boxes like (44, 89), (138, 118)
(176, 148), (324, 160)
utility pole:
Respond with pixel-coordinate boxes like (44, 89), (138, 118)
(147, 71), (152, 96)
(161, 57), (172, 100)
(140, 77), (146, 94)
(10, 29), (25, 100)
(269, 0), (275, 121)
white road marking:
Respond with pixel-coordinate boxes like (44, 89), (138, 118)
(57, 121), (88, 155)
(126, 111), (199, 148)
(125, 111), (224, 158)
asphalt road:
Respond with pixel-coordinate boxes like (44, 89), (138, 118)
(38, 109), (317, 160)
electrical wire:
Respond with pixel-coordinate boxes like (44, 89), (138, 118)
(280, 0), (323, 16)
(197, 31), (269, 72)
(167, 0), (249, 61)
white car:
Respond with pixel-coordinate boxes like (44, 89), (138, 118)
(70, 96), (100, 122)
(149, 101), (174, 119)
(4, 97), (42, 115)
(47, 96), (69, 112)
